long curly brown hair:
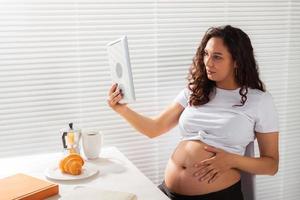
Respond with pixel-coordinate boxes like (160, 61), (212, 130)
(188, 25), (265, 107)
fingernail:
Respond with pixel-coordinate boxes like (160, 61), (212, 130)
(194, 164), (199, 167)
(194, 173), (199, 176)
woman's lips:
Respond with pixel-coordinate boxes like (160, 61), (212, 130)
(206, 70), (216, 74)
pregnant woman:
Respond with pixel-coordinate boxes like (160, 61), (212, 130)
(107, 25), (279, 200)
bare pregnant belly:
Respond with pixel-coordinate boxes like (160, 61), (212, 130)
(164, 140), (241, 195)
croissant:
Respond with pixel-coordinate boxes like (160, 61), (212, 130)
(59, 153), (84, 175)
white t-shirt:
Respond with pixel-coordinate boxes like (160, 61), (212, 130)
(174, 87), (279, 156)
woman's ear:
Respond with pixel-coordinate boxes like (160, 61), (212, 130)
(233, 61), (238, 68)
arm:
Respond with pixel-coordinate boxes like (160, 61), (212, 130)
(107, 83), (185, 138)
(116, 103), (184, 138)
(195, 131), (279, 183)
(231, 132), (279, 175)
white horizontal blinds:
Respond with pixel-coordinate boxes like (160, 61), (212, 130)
(283, 1), (300, 199)
(157, 0), (228, 101)
(227, 1), (289, 200)
(74, 0), (160, 182)
(0, 1), (83, 156)
(0, 0), (162, 183)
(155, 0), (228, 184)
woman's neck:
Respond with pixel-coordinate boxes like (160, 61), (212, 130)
(216, 81), (240, 90)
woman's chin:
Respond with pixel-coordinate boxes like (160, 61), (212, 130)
(207, 76), (217, 81)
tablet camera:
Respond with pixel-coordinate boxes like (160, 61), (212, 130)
(115, 62), (123, 78)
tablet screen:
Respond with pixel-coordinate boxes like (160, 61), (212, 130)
(107, 36), (136, 104)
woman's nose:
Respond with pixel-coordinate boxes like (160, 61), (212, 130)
(205, 56), (213, 67)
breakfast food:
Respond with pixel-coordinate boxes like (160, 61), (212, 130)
(59, 153), (84, 175)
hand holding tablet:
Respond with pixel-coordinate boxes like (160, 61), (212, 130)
(107, 36), (136, 104)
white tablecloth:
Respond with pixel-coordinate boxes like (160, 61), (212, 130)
(0, 146), (169, 200)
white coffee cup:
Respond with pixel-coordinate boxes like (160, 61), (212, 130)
(82, 130), (103, 160)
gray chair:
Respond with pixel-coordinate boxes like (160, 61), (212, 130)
(241, 141), (256, 200)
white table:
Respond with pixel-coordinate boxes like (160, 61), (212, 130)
(0, 147), (170, 200)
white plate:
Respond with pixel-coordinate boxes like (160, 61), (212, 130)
(45, 163), (99, 181)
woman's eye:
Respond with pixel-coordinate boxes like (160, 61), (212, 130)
(213, 55), (222, 60)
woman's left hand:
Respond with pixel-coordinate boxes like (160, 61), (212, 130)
(193, 145), (234, 184)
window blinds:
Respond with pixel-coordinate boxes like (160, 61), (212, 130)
(0, 0), (299, 199)
(281, 0), (300, 199)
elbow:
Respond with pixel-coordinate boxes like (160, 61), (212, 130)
(270, 165), (279, 176)
(148, 134), (156, 139)
(146, 118), (164, 138)
(146, 130), (155, 138)
(143, 126), (162, 139)
(139, 129), (156, 138)
(146, 129), (163, 139)
(269, 169), (278, 176)
(269, 159), (279, 176)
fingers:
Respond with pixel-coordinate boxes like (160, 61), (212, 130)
(193, 165), (208, 177)
(194, 165), (212, 178)
(194, 165), (221, 184)
(107, 83), (124, 106)
(200, 156), (215, 166)
(108, 83), (118, 96)
(208, 173), (220, 184)
(204, 145), (215, 152)
(199, 168), (218, 182)
(108, 90), (123, 105)
(112, 88), (121, 99)
(112, 92), (123, 104)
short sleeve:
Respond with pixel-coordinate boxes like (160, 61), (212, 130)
(173, 88), (190, 108)
(254, 92), (279, 133)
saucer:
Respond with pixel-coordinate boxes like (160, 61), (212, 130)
(44, 163), (99, 181)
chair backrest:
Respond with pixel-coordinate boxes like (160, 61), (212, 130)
(241, 141), (256, 200)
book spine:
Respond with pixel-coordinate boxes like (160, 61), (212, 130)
(19, 185), (59, 200)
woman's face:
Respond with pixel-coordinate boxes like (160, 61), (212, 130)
(203, 37), (237, 88)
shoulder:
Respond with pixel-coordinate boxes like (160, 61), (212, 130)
(247, 89), (277, 115)
(251, 89), (279, 133)
(174, 87), (192, 108)
(247, 88), (273, 103)
(244, 88), (277, 112)
(178, 87), (191, 98)
(247, 88), (265, 96)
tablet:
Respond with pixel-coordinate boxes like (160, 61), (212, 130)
(107, 36), (136, 104)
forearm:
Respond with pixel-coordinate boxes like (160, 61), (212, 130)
(115, 105), (159, 138)
(231, 154), (278, 176)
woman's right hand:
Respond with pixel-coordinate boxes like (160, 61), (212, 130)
(107, 83), (127, 113)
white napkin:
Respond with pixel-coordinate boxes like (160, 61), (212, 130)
(59, 186), (137, 200)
